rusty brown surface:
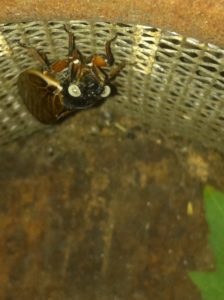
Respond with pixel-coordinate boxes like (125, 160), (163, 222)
(1, 107), (224, 299)
(0, 0), (224, 47)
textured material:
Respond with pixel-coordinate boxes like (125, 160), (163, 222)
(0, 21), (224, 151)
(0, 0), (223, 47)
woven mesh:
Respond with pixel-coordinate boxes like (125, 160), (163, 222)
(0, 20), (224, 151)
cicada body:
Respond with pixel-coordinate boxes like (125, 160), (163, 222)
(17, 28), (125, 124)
(18, 69), (68, 124)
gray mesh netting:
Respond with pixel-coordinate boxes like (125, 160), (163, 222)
(0, 20), (224, 151)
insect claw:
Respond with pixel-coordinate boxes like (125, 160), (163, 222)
(18, 41), (28, 48)
(64, 24), (71, 33)
(112, 33), (119, 40)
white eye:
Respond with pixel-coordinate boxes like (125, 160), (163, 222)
(101, 85), (111, 98)
(68, 84), (81, 97)
(73, 59), (80, 64)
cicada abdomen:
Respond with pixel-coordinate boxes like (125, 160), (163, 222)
(18, 69), (70, 124)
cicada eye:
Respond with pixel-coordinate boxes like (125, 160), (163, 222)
(101, 85), (111, 98)
(68, 83), (81, 97)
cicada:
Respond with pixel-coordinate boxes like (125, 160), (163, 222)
(17, 26), (125, 124)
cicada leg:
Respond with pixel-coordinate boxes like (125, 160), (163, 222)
(86, 34), (118, 68)
(88, 33), (124, 83)
(64, 25), (85, 83)
(19, 42), (51, 70)
(19, 42), (67, 75)
(91, 64), (107, 86)
(105, 33), (118, 66)
(64, 25), (84, 63)
(109, 62), (126, 81)
(52, 26), (84, 77)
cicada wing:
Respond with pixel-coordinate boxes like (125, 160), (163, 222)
(17, 69), (67, 124)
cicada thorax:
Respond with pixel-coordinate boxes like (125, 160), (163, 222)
(18, 69), (71, 124)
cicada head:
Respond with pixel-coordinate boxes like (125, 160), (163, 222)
(62, 73), (112, 110)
